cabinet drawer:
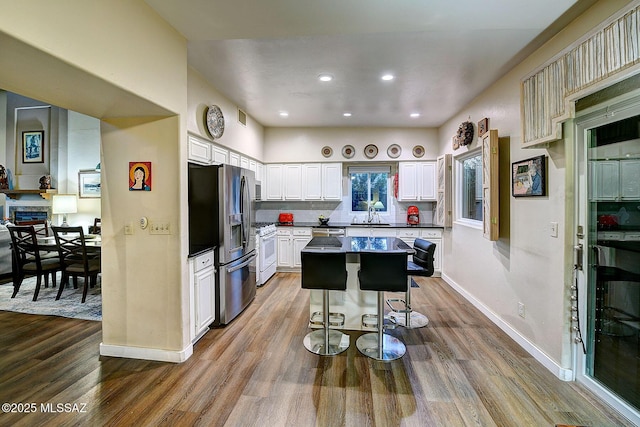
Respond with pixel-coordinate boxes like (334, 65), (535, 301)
(194, 251), (214, 273)
(421, 229), (442, 239)
(293, 228), (312, 236)
(397, 229), (420, 238)
(277, 228), (293, 236)
(624, 232), (640, 241)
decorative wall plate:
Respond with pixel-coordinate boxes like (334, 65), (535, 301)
(205, 105), (225, 139)
(387, 144), (401, 158)
(342, 145), (355, 159)
(412, 145), (425, 158)
(321, 146), (333, 158)
(364, 144), (378, 159)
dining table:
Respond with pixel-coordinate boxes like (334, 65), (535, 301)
(302, 236), (414, 331)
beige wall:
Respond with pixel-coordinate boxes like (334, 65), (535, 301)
(437, 0), (632, 369)
(264, 127), (437, 163)
(0, 0), (191, 357)
(188, 67), (264, 161)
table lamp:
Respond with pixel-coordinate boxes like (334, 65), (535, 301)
(372, 201), (385, 211)
(52, 194), (77, 227)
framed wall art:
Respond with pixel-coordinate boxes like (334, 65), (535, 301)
(129, 161), (152, 191)
(512, 155), (546, 197)
(78, 170), (101, 198)
(22, 130), (44, 163)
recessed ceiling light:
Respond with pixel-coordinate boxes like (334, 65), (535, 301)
(410, 113), (420, 118)
(343, 112), (352, 117)
(318, 74), (334, 82)
(279, 111), (289, 117)
(381, 74), (395, 81)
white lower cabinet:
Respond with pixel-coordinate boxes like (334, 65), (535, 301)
(276, 227), (311, 269)
(189, 250), (215, 343)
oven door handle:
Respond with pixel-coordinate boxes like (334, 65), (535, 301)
(227, 253), (256, 273)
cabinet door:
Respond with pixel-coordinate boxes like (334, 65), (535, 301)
(592, 161), (619, 201)
(194, 266), (215, 335)
(266, 164), (284, 200)
(620, 160), (640, 200)
(277, 236), (292, 267)
(292, 237), (311, 268)
(284, 164), (303, 200)
(240, 156), (250, 170)
(418, 162), (436, 200)
(229, 152), (240, 167)
(303, 164), (322, 200)
(212, 145), (228, 165)
(188, 136), (212, 164)
(322, 163), (343, 200)
(398, 162), (418, 201)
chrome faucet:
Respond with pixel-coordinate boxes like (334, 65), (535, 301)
(367, 204), (375, 223)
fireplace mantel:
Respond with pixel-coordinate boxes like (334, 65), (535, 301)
(0, 189), (58, 200)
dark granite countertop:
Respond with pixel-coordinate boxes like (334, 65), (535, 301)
(302, 236), (414, 254)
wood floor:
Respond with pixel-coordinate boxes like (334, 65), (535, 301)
(0, 273), (634, 426)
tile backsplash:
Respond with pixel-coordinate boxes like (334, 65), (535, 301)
(256, 197), (434, 224)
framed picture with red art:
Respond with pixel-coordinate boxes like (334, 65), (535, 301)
(129, 162), (152, 191)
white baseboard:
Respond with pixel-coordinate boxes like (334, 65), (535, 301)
(99, 342), (193, 363)
(441, 273), (573, 381)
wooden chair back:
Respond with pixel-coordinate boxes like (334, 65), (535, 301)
(14, 219), (49, 237)
(88, 217), (101, 234)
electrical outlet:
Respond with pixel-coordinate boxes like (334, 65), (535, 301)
(550, 222), (558, 238)
(518, 302), (525, 318)
(150, 221), (171, 235)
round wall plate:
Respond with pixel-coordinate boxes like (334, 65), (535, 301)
(342, 145), (355, 159)
(205, 105), (225, 139)
(412, 145), (425, 158)
(364, 144), (378, 159)
(387, 144), (401, 158)
(321, 146), (333, 158)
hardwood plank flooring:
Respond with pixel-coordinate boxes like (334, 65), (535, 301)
(0, 272), (634, 426)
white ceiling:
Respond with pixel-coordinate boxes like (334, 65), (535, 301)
(146, 0), (595, 128)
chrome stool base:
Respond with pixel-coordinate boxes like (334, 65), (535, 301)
(356, 332), (406, 361)
(389, 311), (429, 328)
(303, 329), (350, 356)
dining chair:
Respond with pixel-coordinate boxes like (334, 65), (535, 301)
(7, 225), (61, 301)
(51, 226), (101, 303)
(15, 219), (50, 238)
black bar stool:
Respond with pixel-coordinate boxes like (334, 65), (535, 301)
(301, 251), (349, 356)
(387, 238), (435, 328)
(356, 250), (408, 361)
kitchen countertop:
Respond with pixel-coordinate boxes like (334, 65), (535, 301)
(302, 236), (414, 254)
(269, 221), (442, 229)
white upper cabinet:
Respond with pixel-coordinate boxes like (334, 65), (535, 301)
(620, 159), (640, 200)
(212, 145), (228, 165)
(590, 159), (640, 201)
(303, 164), (323, 200)
(283, 164), (303, 200)
(188, 135), (212, 165)
(322, 163), (343, 200)
(229, 151), (240, 167)
(267, 162), (342, 201)
(266, 164), (284, 200)
(398, 161), (436, 201)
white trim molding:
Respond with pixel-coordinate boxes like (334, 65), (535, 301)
(100, 342), (194, 363)
(441, 273), (573, 381)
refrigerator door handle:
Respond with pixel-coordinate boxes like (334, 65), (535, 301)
(227, 253), (256, 274)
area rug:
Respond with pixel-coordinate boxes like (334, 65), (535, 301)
(0, 277), (101, 321)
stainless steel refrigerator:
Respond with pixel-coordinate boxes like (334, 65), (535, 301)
(188, 163), (256, 325)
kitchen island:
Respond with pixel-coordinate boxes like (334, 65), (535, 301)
(302, 236), (413, 331)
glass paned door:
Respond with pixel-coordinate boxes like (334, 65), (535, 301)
(580, 111), (640, 413)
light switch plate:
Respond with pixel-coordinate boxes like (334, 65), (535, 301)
(550, 222), (558, 238)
